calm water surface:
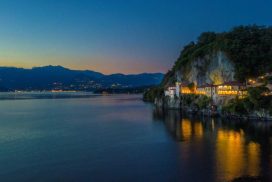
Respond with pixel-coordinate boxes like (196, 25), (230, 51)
(0, 93), (271, 181)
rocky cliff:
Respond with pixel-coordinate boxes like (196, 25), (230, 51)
(154, 96), (181, 109)
(161, 25), (272, 87)
(175, 51), (235, 86)
(144, 25), (272, 106)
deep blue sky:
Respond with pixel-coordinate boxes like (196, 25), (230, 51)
(0, 0), (271, 74)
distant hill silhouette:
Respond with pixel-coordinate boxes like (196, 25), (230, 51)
(0, 65), (164, 91)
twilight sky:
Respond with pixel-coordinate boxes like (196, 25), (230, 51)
(0, 0), (271, 74)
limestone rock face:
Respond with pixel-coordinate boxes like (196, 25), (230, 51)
(155, 97), (181, 109)
(176, 51), (235, 85)
(164, 97), (181, 109)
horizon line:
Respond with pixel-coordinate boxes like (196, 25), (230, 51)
(0, 64), (165, 75)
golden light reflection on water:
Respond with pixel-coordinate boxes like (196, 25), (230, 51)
(247, 142), (260, 176)
(216, 129), (260, 181)
(181, 119), (192, 140)
(179, 117), (261, 181)
(154, 108), (269, 181)
(194, 122), (203, 139)
(181, 119), (203, 140)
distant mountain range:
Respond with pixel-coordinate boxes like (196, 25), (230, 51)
(0, 65), (164, 91)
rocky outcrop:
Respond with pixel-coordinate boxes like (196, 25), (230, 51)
(176, 51), (235, 86)
(155, 96), (181, 109)
(150, 26), (272, 119)
(157, 51), (236, 111)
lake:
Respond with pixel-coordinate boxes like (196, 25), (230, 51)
(0, 93), (271, 181)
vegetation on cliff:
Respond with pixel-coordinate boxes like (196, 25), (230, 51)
(144, 25), (272, 102)
(182, 94), (211, 110)
(164, 25), (272, 84)
(222, 86), (272, 116)
(143, 87), (164, 102)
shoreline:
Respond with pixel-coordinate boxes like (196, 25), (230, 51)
(152, 96), (272, 122)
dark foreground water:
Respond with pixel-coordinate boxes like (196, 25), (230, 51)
(0, 93), (271, 182)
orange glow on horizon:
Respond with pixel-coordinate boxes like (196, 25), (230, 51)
(0, 57), (167, 75)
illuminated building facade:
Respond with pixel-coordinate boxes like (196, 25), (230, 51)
(197, 84), (217, 97)
(165, 81), (247, 99)
(216, 82), (247, 98)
